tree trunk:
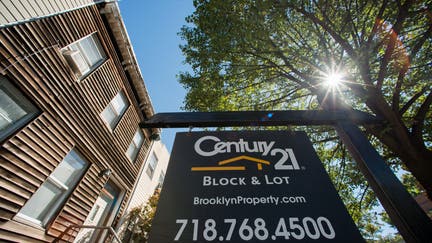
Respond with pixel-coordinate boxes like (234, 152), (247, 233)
(406, 153), (432, 200)
(364, 93), (432, 200)
(319, 89), (432, 200)
(368, 125), (432, 199)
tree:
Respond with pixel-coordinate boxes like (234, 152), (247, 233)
(179, 0), (431, 200)
(120, 189), (160, 243)
(178, 0), (431, 238)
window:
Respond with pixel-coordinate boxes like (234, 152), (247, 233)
(0, 77), (38, 142)
(89, 205), (100, 221)
(101, 91), (129, 130)
(61, 33), (106, 78)
(17, 149), (89, 227)
(146, 152), (158, 179)
(126, 129), (144, 162)
(157, 171), (165, 189)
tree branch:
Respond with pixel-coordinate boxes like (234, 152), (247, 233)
(376, 30), (397, 89)
(266, 39), (313, 83)
(411, 90), (432, 142)
(399, 86), (429, 115)
(291, 5), (358, 60)
(313, 0), (334, 28)
(359, 185), (370, 211)
(365, 0), (388, 48)
(343, 0), (361, 48)
(284, 15), (316, 51)
(376, 0), (412, 89)
(248, 93), (312, 110)
(336, 146), (347, 191)
(312, 22), (332, 61)
(243, 50), (306, 87)
(392, 68), (407, 113)
(358, 0), (373, 45)
(315, 136), (340, 143)
(225, 73), (291, 96)
(408, 62), (432, 70)
(409, 24), (432, 61)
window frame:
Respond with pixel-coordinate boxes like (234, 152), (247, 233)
(146, 152), (158, 179)
(100, 90), (130, 131)
(15, 149), (90, 227)
(157, 170), (165, 188)
(61, 32), (107, 79)
(126, 129), (144, 162)
(0, 76), (39, 142)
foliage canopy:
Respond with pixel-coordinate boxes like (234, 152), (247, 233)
(178, 0), (432, 239)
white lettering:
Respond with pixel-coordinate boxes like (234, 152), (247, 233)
(195, 136), (221, 157)
(194, 136), (275, 157)
(264, 175), (290, 185)
(203, 176), (212, 186)
(202, 176), (247, 186)
(261, 141), (275, 156)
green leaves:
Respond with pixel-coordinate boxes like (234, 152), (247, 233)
(120, 190), (161, 242)
(178, 0), (432, 239)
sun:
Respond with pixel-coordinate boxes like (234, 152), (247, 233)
(324, 72), (343, 87)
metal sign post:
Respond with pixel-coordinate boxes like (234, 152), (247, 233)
(141, 110), (432, 242)
(335, 122), (431, 242)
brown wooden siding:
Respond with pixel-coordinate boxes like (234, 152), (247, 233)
(0, 5), (151, 242)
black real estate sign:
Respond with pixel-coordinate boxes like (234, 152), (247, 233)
(149, 131), (364, 242)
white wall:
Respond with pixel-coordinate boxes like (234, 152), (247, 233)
(126, 140), (170, 211)
(0, 0), (103, 27)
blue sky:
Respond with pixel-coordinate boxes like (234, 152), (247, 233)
(119, 1), (194, 151)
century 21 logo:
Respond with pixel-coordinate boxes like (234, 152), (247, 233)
(191, 136), (300, 172)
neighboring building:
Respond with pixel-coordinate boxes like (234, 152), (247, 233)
(125, 140), (170, 212)
(0, 1), (160, 242)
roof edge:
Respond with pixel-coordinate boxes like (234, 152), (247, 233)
(99, 2), (156, 122)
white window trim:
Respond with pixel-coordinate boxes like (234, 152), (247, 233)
(47, 176), (69, 191)
(157, 171), (165, 188)
(126, 129), (144, 162)
(0, 111), (12, 123)
(16, 149), (89, 228)
(146, 152), (158, 179)
(100, 91), (129, 132)
(61, 32), (106, 80)
(14, 212), (44, 228)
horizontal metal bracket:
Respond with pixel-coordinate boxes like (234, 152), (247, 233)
(140, 110), (382, 128)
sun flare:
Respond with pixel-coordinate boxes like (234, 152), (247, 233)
(324, 73), (343, 87)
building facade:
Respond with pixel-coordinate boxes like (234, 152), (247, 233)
(126, 140), (170, 212)
(0, 1), (158, 242)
